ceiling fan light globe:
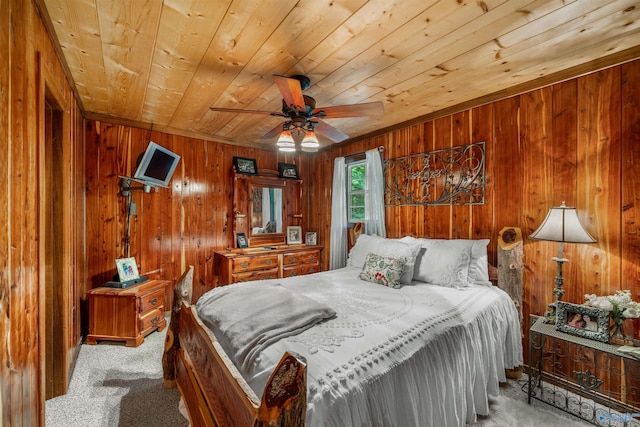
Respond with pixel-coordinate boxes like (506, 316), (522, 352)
(301, 131), (319, 147)
(301, 146), (318, 153)
(276, 131), (295, 145)
(279, 146), (296, 152)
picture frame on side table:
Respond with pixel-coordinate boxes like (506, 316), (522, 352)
(236, 233), (249, 248)
(115, 257), (140, 283)
(278, 162), (299, 179)
(556, 301), (609, 343)
(305, 231), (317, 246)
(287, 226), (302, 244)
(233, 157), (258, 175)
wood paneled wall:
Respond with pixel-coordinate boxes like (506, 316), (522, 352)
(307, 59), (640, 357)
(3, 0), (639, 424)
(1, 0), (85, 425)
(85, 59), (640, 366)
(84, 123), (311, 302)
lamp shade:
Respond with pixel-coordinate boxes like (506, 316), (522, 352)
(301, 131), (319, 148)
(277, 131), (296, 152)
(529, 202), (596, 243)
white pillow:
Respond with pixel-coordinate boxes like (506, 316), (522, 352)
(468, 239), (491, 286)
(410, 239), (471, 288)
(348, 234), (422, 285)
(401, 237), (491, 286)
(347, 234), (383, 268)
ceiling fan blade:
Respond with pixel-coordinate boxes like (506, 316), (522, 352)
(273, 75), (305, 109)
(210, 106), (284, 116)
(314, 120), (349, 143)
(260, 123), (284, 140)
(312, 101), (384, 119)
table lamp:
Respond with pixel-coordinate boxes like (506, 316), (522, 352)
(529, 201), (596, 323)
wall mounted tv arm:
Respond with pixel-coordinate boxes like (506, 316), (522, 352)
(119, 177), (158, 257)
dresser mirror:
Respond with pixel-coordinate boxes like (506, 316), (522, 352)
(233, 172), (302, 248)
(250, 186), (283, 234)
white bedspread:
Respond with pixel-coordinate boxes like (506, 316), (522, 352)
(197, 266), (523, 427)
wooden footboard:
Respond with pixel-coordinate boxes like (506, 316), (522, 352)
(164, 296), (307, 426)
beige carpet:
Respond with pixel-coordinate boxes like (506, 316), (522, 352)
(45, 319), (188, 427)
(46, 318), (590, 426)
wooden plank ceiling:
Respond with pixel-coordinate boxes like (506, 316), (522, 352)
(42, 0), (640, 149)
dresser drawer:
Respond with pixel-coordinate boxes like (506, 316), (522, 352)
(232, 254), (278, 272)
(232, 268), (279, 283)
(283, 263), (319, 278)
(282, 250), (319, 266)
(139, 308), (165, 333)
(139, 289), (164, 313)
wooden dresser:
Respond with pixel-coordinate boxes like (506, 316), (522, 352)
(214, 245), (322, 285)
(86, 279), (170, 347)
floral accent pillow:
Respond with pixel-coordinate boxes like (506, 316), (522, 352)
(347, 234), (422, 285)
(358, 253), (406, 289)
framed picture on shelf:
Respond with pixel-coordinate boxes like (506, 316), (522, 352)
(305, 231), (317, 246)
(233, 156), (258, 175)
(287, 226), (302, 244)
(278, 162), (299, 179)
(115, 257), (140, 282)
(236, 232), (249, 248)
(556, 301), (609, 343)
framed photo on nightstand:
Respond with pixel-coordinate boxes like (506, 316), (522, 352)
(115, 257), (140, 283)
(556, 301), (609, 343)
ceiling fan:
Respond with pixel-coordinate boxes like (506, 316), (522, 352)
(209, 75), (384, 146)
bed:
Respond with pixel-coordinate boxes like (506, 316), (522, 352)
(163, 235), (523, 427)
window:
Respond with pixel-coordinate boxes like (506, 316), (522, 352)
(347, 161), (366, 223)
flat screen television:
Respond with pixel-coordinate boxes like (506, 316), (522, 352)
(133, 141), (180, 188)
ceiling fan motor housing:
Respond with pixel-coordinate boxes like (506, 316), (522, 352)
(281, 95), (316, 117)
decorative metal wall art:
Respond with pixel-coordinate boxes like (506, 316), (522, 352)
(384, 141), (485, 206)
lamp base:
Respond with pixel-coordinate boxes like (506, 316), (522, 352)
(544, 248), (568, 324)
(543, 302), (557, 324)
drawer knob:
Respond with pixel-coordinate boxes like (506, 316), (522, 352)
(266, 275), (274, 279)
(265, 259), (273, 265)
(151, 316), (159, 325)
(288, 257), (296, 262)
(149, 297), (158, 305)
(241, 262), (249, 268)
(290, 272), (297, 277)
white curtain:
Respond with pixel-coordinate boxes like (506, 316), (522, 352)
(273, 189), (282, 232)
(329, 157), (347, 269)
(364, 148), (386, 237)
(262, 188), (271, 229)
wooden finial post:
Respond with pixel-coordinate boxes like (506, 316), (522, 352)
(162, 266), (193, 388)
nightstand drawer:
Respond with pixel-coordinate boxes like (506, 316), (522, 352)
(232, 255), (278, 272)
(283, 250), (319, 266)
(139, 308), (165, 333)
(232, 268), (279, 283)
(139, 289), (164, 313)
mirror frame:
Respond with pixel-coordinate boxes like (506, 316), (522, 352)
(232, 172), (303, 248)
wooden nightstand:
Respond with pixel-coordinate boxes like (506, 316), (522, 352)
(86, 279), (170, 347)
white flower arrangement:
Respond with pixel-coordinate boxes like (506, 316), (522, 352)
(584, 290), (640, 321)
